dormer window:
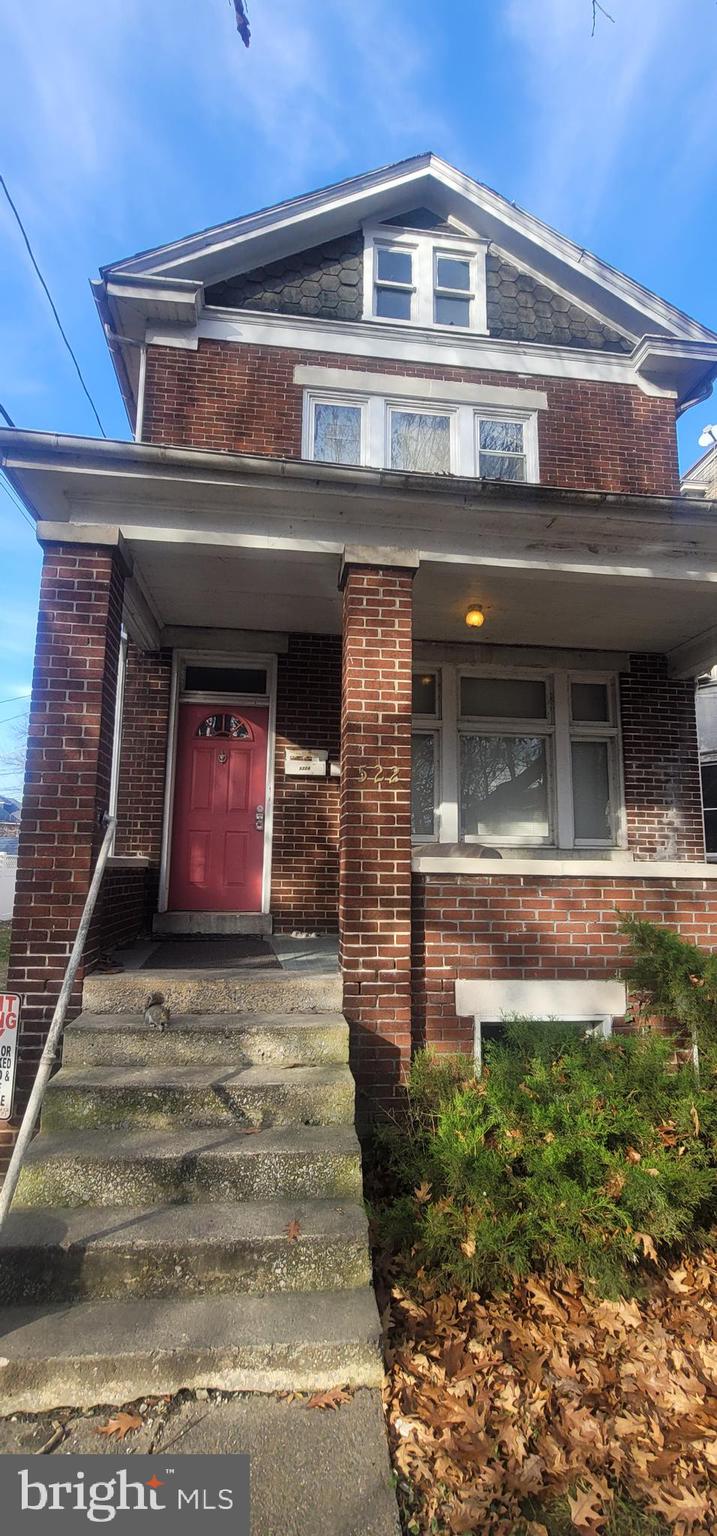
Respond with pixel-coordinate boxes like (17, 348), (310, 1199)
(364, 226), (487, 333)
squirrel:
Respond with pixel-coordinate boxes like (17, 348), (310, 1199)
(144, 992), (171, 1032)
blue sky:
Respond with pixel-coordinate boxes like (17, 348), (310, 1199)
(1, 0), (716, 799)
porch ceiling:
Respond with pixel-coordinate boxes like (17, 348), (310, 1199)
(123, 538), (717, 662)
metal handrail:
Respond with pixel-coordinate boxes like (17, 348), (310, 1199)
(0, 814), (116, 1230)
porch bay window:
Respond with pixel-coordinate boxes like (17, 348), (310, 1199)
(412, 665), (623, 851)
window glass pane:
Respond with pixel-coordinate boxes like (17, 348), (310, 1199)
(479, 419), (524, 453)
(436, 256), (471, 291)
(702, 763), (717, 809)
(412, 733), (436, 837)
(460, 735), (550, 840)
(313, 402), (361, 465)
(435, 294), (471, 327)
(184, 665), (267, 694)
(376, 286), (412, 320)
(376, 247), (412, 284)
(460, 676), (547, 719)
(572, 681), (610, 723)
(390, 411), (451, 474)
(704, 808), (717, 856)
(412, 673), (438, 715)
(479, 451), (527, 482)
(571, 739), (612, 841)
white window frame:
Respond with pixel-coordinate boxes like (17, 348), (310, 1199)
(411, 663), (626, 851)
(302, 389), (540, 482)
(363, 225), (488, 334)
(411, 669), (442, 842)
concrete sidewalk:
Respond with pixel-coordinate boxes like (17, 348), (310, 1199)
(0, 1388), (400, 1536)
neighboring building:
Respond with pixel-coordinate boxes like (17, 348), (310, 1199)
(4, 152), (717, 1118)
(682, 440), (717, 499)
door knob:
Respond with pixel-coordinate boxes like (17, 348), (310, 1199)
(255, 804), (265, 830)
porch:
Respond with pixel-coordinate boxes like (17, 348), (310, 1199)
(5, 431), (717, 1120)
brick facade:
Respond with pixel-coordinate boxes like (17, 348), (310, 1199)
(271, 634), (341, 933)
(339, 565), (415, 1107)
(115, 643), (173, 865)
(620, 655), (704, 861)
(412, 874), (717, 1057)
(143, 340), (680, 497)
(2, 544), (125, 1172)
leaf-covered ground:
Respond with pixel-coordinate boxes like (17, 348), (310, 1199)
(381, 1252), (717, 1536)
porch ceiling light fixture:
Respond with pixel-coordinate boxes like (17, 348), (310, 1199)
(464, 604), (486, 629)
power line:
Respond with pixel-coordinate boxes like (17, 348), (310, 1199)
(0, 472), (34, 532)
(0, 711), (30, 725)
(0, 695), (31, 708)
(0, 400), (15, 427)
(0, 171), (107, 438)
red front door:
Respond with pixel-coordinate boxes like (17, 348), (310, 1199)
(169, 703), (269, 912)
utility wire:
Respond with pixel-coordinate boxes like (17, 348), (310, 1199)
(0, 694), (31, 708)
(0, 400), (15, 427)
(0, 172), (107, 438)
(0, 472), (34, 532)
(0, 710), (30, 725)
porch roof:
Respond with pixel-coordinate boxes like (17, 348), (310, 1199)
(4, 428), (717, 675)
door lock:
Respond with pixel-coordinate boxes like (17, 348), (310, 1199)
(255, 804), (265, 830)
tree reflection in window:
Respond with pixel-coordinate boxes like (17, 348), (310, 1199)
(196, 714), (251, 739)
(460, 734), (549, 841)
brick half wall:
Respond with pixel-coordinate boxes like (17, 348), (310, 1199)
(412, 873), (717, 1055)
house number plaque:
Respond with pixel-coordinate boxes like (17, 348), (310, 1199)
(0, 993), (20, 1122)
(285, 749), (328, 778)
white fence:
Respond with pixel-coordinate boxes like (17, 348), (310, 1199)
(0, 854), (17, 922)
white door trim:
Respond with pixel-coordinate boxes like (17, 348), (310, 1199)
(158, 649), (278, 915)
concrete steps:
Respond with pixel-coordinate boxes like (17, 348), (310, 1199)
(0, 976), (381, 1410)
(83, 969), (343, 1017)
(63, 1012), (349, 1068)
(42, 1063), (355, 1132)
(15, 1125), (363, 1207)
(0, 1290), (383, 1414)
(0, 1200), (372, 1303)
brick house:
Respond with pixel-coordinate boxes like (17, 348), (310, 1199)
(4, 150), (717, 1138)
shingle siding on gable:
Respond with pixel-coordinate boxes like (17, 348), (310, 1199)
(205, 232), (364, 321)
(205, 230), (633, 353)
(486, 253), (632, 354)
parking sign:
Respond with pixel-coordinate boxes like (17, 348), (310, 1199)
(0, 993), (20, 1121)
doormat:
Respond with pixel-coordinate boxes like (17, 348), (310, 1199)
(141, 938), (280, 970)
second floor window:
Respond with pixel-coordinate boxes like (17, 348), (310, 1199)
(364, 227), (487, 333)
(304, 389), (539, 482)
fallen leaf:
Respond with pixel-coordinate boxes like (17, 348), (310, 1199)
(460, 1235), (476, 1258)
(691, 1103), (701, 1136)
(626, 1147), (642, 1164)
(567, 1482), (607, 1531)
(305, 1387), (352, 1411)
(635, 1232), (658, 1261)
(414, 1181), (432, 1203)
(286, 1218), (302, 1243)
(95, 1411), (142, 1441)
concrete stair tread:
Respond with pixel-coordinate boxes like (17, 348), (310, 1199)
(68, 1011), (348, 1034)
(21, 1122), (362, 1168)
(47, 1063), (351, 1091)
(0, 1199), (369, 1252)
(0, 1289), (383, 1411)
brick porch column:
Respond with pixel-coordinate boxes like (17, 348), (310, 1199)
(2, 542), (126, 1174)
(339, 551), (418, 1112)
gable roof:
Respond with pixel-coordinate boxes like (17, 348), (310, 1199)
(100, 152), (715, 346)
(93, 153), (717, 427)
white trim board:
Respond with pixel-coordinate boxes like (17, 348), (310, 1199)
(293, 365), (548, 411)
(414, 854), (717, 878)
(185, 309), (678, 398)
(456, 977), (627, 1021)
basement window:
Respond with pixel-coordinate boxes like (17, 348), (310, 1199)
(475, 1016), (612, 1071)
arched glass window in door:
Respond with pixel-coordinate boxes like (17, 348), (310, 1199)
(196, 713), (253, 740)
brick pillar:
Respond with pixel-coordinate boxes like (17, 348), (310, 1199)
(339, 557), (417, 1113)
(2, 543), (126, 1175)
